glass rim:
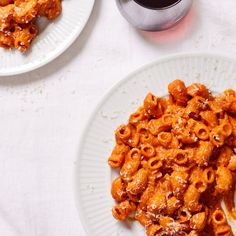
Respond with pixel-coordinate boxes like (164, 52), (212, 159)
(133, 0), (182, 10)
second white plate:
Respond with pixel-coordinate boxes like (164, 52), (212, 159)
(0, 0), (95, 76)
(76, 53), (236, 236)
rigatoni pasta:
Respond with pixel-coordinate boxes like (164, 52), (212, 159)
(0, 0), (62, 52)
(108, 80), (236, 235)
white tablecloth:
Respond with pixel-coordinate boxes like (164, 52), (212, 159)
(1, 0), (236, 235)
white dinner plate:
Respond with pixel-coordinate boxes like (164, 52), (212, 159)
(0, 0), (95, 76)
(76, 53), (236, 236)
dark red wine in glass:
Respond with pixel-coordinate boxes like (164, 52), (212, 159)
(116, 0), (193, 31)
(134, 0), (181, 9)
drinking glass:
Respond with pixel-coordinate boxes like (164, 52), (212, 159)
(116, 0), (193, 31)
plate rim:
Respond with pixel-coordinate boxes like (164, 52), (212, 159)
(0, 0), (95, 77)
(75, 52), (236, 236)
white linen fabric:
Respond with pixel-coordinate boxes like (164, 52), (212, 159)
(0, 0), (236, 235)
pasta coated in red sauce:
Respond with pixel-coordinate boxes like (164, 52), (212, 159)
(0, 0), (62, 52)
(108, 80), (236, 236)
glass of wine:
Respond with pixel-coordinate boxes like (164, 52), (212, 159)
(116, 0), (193, 31)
